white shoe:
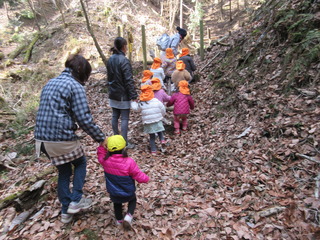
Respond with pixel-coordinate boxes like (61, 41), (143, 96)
(67, 197), (92, 214)
(123, 213), (133, 230)
(61, 213), (73, 224)
(115, 219), (123, 226)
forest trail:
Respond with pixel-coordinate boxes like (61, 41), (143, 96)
(1, 0), (319, 239)
(1, 54), (319, 239)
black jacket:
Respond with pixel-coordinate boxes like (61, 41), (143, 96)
(107, 52), (138, 101)
(179, 55), (196, 76)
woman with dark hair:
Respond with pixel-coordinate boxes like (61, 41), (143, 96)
(107, 37), (138, 148)
(35, 54), (105, 224)
(170, 26), (187, 56)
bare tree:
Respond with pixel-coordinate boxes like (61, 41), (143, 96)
(169, 0), (179, 30)
(79, 0), (108, 67)
(219, 0), (224, 20)
(3, 0), (11, 21)
(26, 0), (41, 31)
(37, 0), (48, 26)
(51, 0), (67, 28)
(179, 0), (182, 28)
(229, 0), (232, 21)
(244, 0), (248, 9)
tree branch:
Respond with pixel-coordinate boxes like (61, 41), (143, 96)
(80, 0), (108, 67)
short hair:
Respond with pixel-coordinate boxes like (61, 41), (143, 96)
(65, 54), (92, 85)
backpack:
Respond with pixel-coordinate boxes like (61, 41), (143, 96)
(156, 33), (171, 51)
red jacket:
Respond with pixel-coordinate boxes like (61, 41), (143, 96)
(167, 92), (194, 115)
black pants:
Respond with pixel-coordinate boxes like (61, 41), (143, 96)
(114, 197), (137, 220)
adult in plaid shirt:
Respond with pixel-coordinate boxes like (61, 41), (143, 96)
(35, 54), (105, 224)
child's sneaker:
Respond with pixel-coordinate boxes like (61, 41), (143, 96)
(61, 213), (73, 224)
(67, 197), (92, 214)
(160, 140), (167, 144)
(116, 219), (123, 226)
(151, 151), (157, 156)
(174, 129), (180, 135)
(162, 117), (171, 125)
(123, 213), (133, 230)
(182, 127), (187, 131)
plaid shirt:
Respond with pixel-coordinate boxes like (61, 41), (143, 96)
(35, 68), (105, 144)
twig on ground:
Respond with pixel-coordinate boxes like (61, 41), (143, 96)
(296, 153), (320, 164)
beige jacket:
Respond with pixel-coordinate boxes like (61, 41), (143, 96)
(171, 69), (191, 87)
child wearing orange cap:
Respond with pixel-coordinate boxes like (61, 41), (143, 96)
(140, 70), (153, 87)
(150, 57), (166, 90)
(131, 85), (166, 155)
(97, 135), (149, 229)
(179, 48), (196, 82)
(171, 60), (191, 89)
(161, 48), (177, 94)
(151, 78), (171, 104)
(166, 80), (194, 135)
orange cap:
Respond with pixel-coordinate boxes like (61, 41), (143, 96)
(151, 78), (162, 91)
(165, 48), (174, 59)
(140, 85), (154, 101)
(178, 80), (190, 95)
(142, 70), (153, 83)
(176, 60), (186, 71)
(151, 57), (162, 69)
(180, 48), (189, 58)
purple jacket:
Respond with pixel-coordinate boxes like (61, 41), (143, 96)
(97, 146), (149, 198)
(167, 92), (194, 115)
(154, 89), (171, 104)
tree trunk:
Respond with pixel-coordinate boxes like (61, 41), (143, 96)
(169, 0), (179, 31)
(26, 0), (41, 31)
(80, 0), (108, 67)
(23, 32), (40, 64)
(244, 0), (248, 9)
(52, 0), (67, 28)
(220, 0), (224, 20)
(179, 0), (183, 28)
(8, 43), (29, 59)
(4, 0), (11, 20)
(38, 0), (48, 26)
(229, 0), (232, 21)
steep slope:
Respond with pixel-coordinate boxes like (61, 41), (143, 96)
(0, 0), (319, 239)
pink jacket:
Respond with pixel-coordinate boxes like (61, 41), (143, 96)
(154, 89), (171, 104)
(167, 92), (194, 115)
(97, 146), (149, 184)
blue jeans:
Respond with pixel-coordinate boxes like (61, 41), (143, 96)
(112, 108), (130, 142)
(56, 156), (86, 214)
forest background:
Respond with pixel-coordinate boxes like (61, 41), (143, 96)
(0, 0), (319, 239)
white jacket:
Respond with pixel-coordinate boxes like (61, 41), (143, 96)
(150, 68), (166, 90)
(131, 98), (166, 124)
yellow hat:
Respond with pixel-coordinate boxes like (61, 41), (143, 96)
(106, 135), (126, 152)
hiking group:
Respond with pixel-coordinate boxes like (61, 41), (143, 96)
(34, 26), (196, 230)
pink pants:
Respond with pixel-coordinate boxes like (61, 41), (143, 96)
(174, 114), (188, 130)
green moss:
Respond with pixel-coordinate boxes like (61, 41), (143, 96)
(79, 229), (100, 240)
(0, 192), (20, 209)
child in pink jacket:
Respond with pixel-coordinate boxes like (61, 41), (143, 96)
(97, 135), (149, 230)
(166, 80), (194, 134)
(151, 78), (171, 104)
